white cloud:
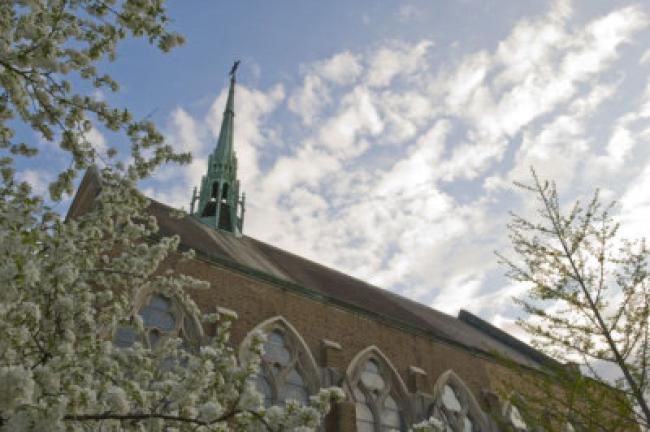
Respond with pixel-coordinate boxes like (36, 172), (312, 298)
(17, 169), (51, 196)
(439, 1), (647, 150)
(316, 51), (363, 85)
(288, 74), (329, 126)
(561, 6), (647, 77)
(375, 90), (437, 145)
(619, 165), (650, 240)
(439, 139), (507, 182)
(590, 79), (650, 173)
(641, 48), (650, 64)
(316, 86), (383, 157)
(92, 89), (106, 101)
(288, 51), (363, 125)
(375, 120), (449, 196)
(171, 108), (203, 155)
(494, 0), (571, 89)
(85, 127), (107, 155)
(366, 40), (433, 88)
(605, 114), (636, 167)
(154, 1), (650, 332)
(441, 51), (493, 114)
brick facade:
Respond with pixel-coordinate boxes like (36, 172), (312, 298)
(169, 254), (516, 431)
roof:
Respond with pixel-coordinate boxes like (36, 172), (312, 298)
(68, 168), (556, 370)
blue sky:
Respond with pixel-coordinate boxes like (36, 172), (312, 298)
(20, 0), (650, 341)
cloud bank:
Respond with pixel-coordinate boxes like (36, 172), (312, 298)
(149, 0), (650, 338)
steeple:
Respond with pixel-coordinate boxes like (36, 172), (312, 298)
(215, 61), (237, 164)
(190, 61), (245, 235)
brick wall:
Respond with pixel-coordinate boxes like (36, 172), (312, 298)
(165, 254), (512, 431)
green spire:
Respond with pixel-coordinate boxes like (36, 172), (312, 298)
(214, 68), (236, 164)
(190, 61), (245, 235)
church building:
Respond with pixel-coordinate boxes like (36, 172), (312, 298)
(69, 67), (578, 432)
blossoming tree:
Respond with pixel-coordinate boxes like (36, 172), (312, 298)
(0, 1), (347, 430)
(0, 165), (349, 431)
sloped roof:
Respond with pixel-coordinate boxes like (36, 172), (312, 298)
(68, 168), (556, 370)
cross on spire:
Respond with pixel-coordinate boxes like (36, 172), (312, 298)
(229, 60), (240, 78)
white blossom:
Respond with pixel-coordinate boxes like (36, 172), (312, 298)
(0, 366), (34, 413)
(412, 416), (446, 432)
(198, 401), (223, 422)
(104, 387), (129, 415)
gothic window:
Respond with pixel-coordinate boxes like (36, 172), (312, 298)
(211, 181), (220, 199)
(347, 347), (409, 432)
(503, 401), (528, 431)
(562, 422), (575, 432)
(114, 293), (201, 350)
(240, 317), (319, 407)
(430, 370), (489, 432)
(221, 183), (229, 202)
(201, 201), (216, 217)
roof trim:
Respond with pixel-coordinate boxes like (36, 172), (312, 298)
(65, 166), (102, 221)
(458, 310), (559, 368)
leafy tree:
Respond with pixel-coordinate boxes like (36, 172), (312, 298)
(498, 169), (649, 431)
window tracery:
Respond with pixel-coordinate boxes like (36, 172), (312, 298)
(430, 370), (488, 432)
(113, 293), (201, 349)
(562, 422), (575, 432)
(240, 317), (319, 407)
(347, 347), (409, 432)
(502, 401), (528, 431)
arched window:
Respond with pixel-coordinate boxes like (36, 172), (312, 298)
(221, 183), (229, 202)
(503, 401), (528, 431)
(211, 181), (220, 199)
(240, 317), (319, 407)
(430, 370), (489, 432)
(114, 294), (201, 350)
(347, 347), (409, 432)
(562, 422), (575, 432)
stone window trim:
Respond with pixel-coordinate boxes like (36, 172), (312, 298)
(502, 402), (528, 431)
(408, 366), (428, 395)
(239, 316), (321, 398)
(345, 345), (412, 429)
(112, 289), (204, 349)
(501, 392), (531, 431)
(560, 411), (586, 432)
(429, 370), (490, 432)
(561, 421), (576, 432)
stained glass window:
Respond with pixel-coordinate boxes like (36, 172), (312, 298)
(113, 294), (199, 350)
(508, 405), (528, 431)
(431, 373), (487, 432)
(255, 373), (273, 408)
(353, 358), (406, 432)
(253, 328), (311, 406)
(438, 384), (475, 431)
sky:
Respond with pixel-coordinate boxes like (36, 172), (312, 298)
(19, 0), (650, 342)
